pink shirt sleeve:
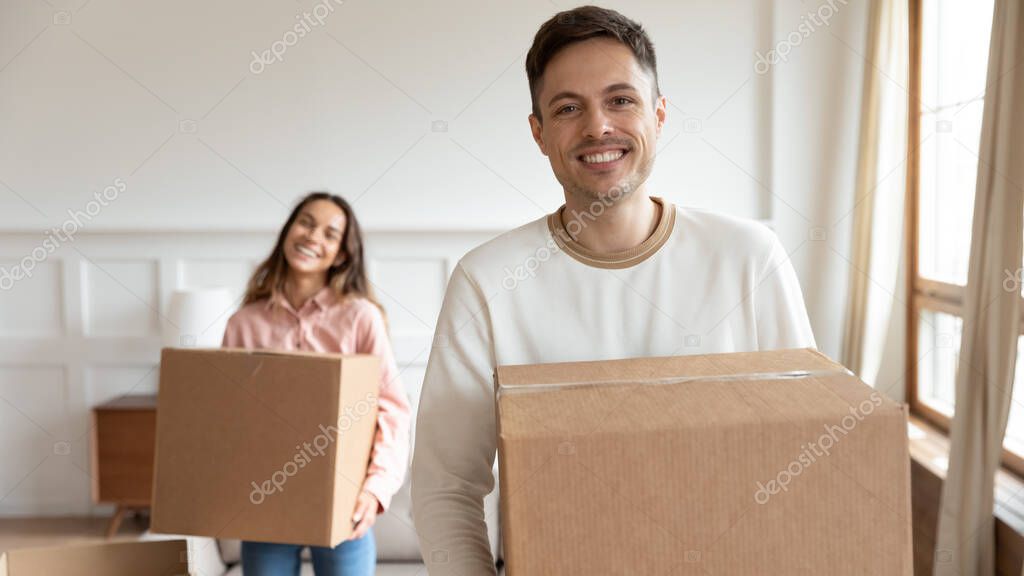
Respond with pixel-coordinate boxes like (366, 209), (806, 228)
(221, 314), (240, 348)
(354, 304), (412, 512)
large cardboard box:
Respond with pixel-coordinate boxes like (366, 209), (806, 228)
(152, 348), (380, 547)
(495, 348), (912, 575)
(0, 539), (190, 575)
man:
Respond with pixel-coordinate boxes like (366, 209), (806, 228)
(411, 6), (816, 575)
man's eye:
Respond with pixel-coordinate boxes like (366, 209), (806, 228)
(612, 97), (634, 106)
(557, 104), (579, 115)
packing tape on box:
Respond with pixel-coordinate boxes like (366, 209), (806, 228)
(495, 367), (852, 398)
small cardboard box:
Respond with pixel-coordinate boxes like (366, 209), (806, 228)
(495, 348), (912, 575)
(0, 539), (190, 575)
(151, 348), (380, 547)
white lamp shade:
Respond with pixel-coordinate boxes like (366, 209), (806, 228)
(163, 288), (237, 348)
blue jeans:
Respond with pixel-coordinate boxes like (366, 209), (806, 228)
(241, 533), (376, 576)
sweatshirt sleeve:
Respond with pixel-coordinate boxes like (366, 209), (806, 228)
(356, 302), (412, 513)
(411, 263), (499, 575)
(754, 232), (817, 350)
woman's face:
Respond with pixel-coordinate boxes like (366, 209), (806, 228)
(282, 199), (348, 275)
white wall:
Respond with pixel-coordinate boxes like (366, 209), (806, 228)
(770, 0), (869, 361)
(0, 0), (872, 515)
(0, 0), (773, 232)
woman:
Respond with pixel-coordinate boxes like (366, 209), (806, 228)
(221, 192), (411, 575)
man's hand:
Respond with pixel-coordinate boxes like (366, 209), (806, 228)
(350, 490), (380, 540)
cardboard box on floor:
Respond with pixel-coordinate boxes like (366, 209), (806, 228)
(0, 539), (190, 576)
(151, 348), (380, 547)
(495, 348), (912, 576)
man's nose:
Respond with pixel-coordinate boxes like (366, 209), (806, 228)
(581, 107), (613, 139)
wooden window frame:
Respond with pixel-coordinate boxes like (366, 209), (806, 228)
(905, 0), (1024, 478)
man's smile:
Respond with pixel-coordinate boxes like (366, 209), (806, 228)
(576, 145), (632, 171)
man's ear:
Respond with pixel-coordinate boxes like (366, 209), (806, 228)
(529, 113), (548, 156)
(655, 95), (667, 137)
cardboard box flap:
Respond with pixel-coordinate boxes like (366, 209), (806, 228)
(164, 347), (354, 361)
(496, 371), (902, 439)
(495, 348), (903, 438)
(0, 539), (190, 575)
(495, 347), (840, 388)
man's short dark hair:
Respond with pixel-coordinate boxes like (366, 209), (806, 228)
(526, 5), (660, 121)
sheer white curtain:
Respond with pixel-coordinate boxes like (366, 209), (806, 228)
(933, 1), (1024, 573)
(840, 0), (908, 385)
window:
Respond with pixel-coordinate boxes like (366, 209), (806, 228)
(914, 309), (961, 417)
(1002, 338), (1024, 460)
(915, 0), (993, 287)
(906, 0), (1024, 474)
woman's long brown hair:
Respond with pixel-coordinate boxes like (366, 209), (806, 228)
(239, 192), (384, 317)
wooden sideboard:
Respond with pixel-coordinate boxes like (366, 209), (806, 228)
(89, 394), (157, 537)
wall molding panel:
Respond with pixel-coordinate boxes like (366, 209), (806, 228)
(0, 229), (496, 516)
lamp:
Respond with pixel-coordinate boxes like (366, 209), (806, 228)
(162, 287), (236, 348)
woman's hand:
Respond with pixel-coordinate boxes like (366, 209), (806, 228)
(349, 490), (380, 540)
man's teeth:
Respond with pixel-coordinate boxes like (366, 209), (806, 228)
(296, 245), (319, 258)
(581, 150), (625, 164)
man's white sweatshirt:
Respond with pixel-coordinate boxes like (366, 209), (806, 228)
(411, 197), (817, 575)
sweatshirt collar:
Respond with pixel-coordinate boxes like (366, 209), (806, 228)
(547, 196), (676, 269)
